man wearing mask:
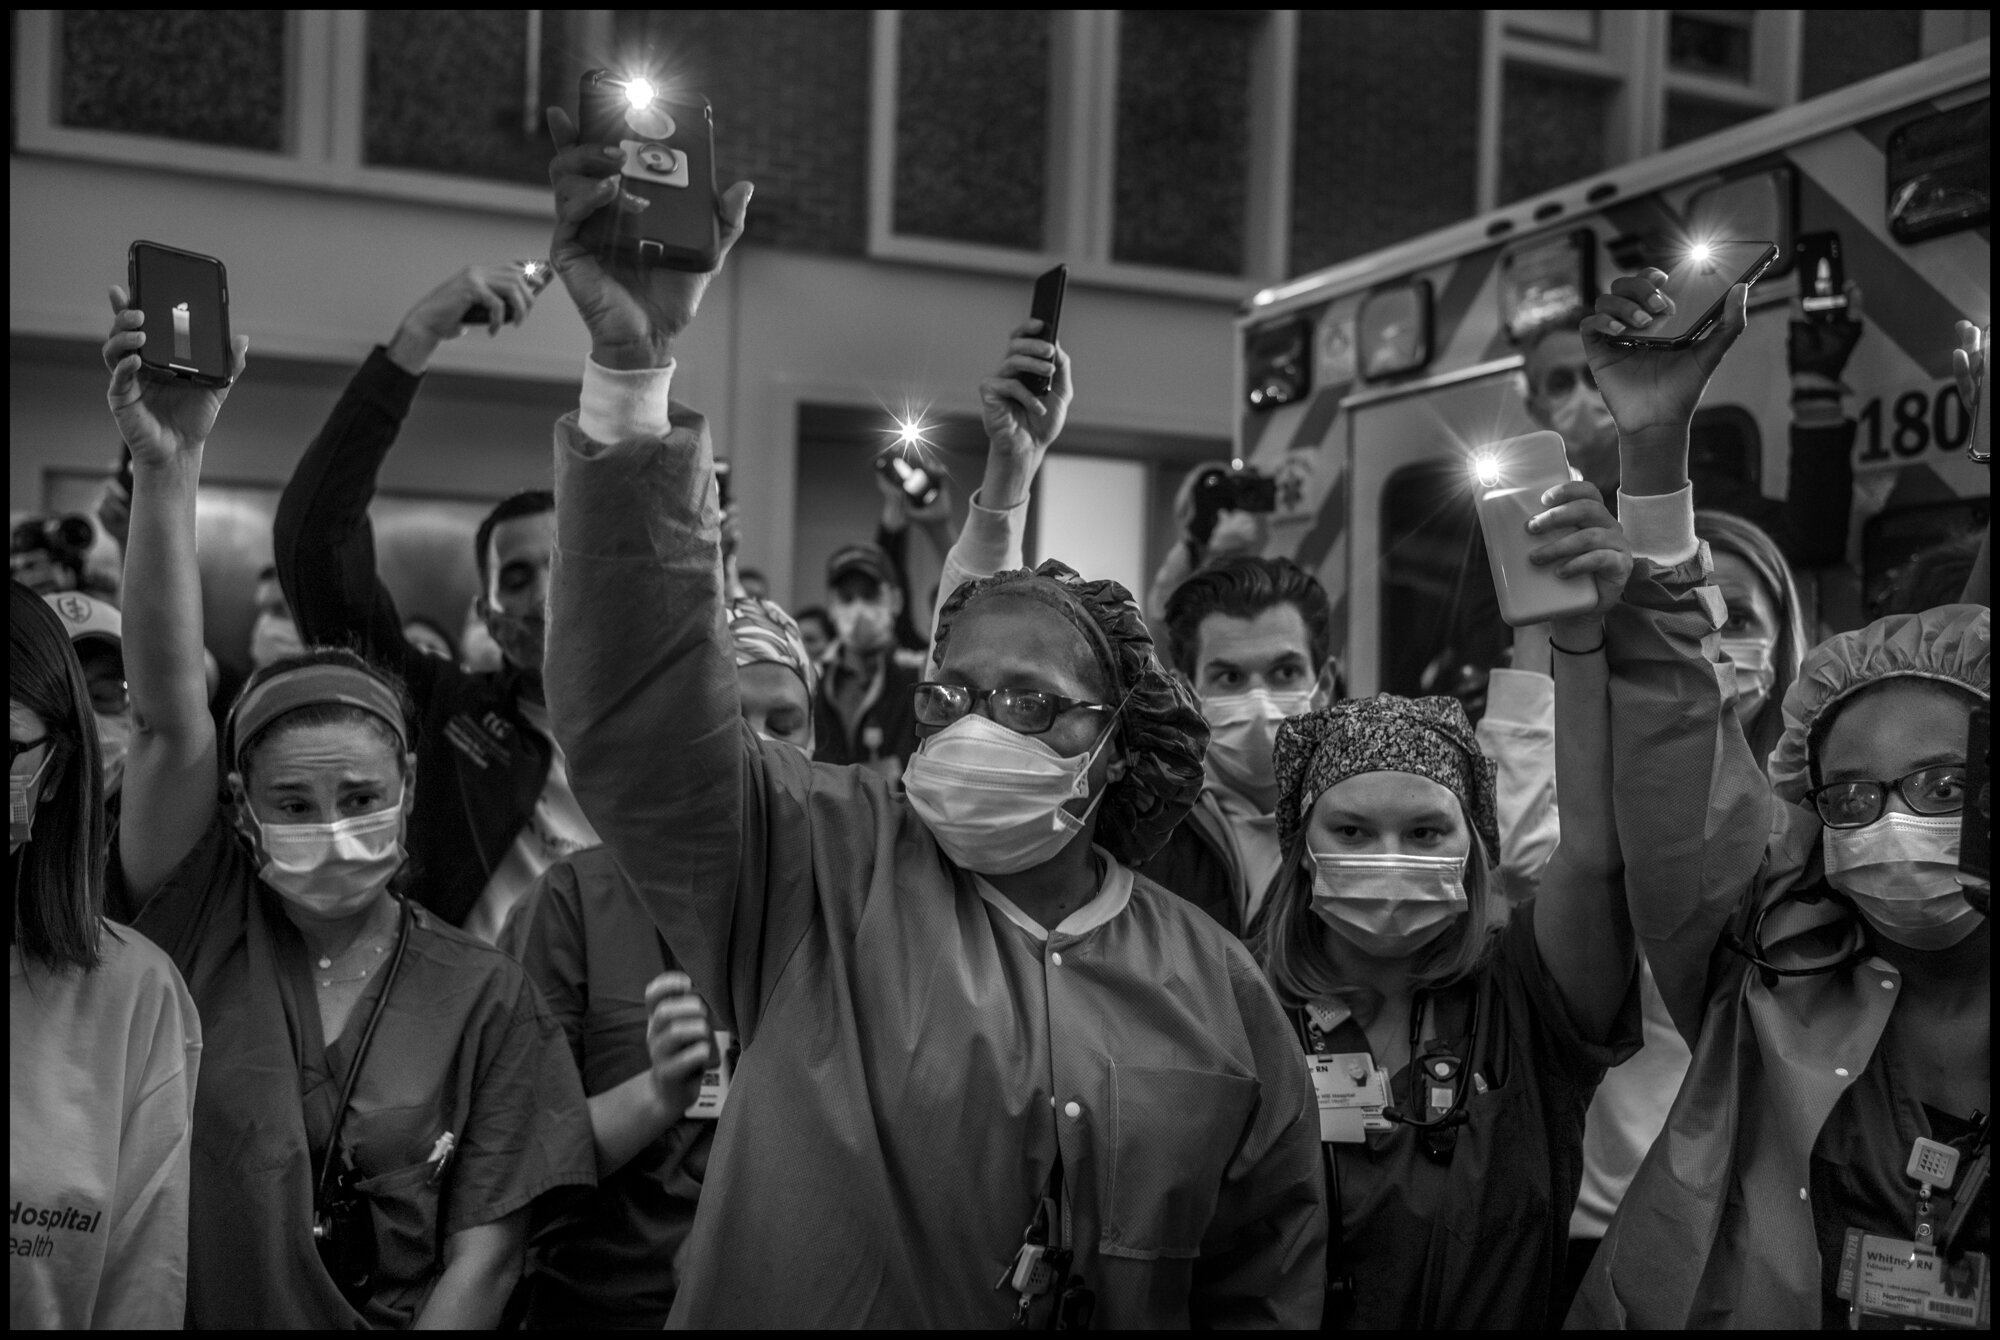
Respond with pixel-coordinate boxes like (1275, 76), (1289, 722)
(41, 591), (131, 815)
(274, 262), (598, 943)
(1522, 326), (1621, 499)
(1138, 557), (1339, 934)
(812, 544), (921, 779)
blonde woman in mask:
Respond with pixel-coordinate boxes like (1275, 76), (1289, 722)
(1567, 267), (1989, 1328)
(101, 286), (593, 1328)
(1251, 474), (1640, 1330)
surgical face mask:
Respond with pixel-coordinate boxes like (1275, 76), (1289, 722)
(95, 710), (130, 798)
(1824, 812), (1978, 950)
(483, 605), (546, 677)
(1203, 688), (1315, 800)
(903, 712), (1113, 875)
(1717, 636), (1777, 722)
(249, 802), (406, 918)
(1547, 382), (1618, 458)
(10, 751), (57, 853)
(1309, 850), (1470, 959)
(250, 611), (305, 669)
(832, 601), (895, 655)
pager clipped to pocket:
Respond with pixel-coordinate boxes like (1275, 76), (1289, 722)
(1474, 431), (1600, 627)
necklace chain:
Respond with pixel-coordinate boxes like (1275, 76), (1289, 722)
(307, 901), (397, 986)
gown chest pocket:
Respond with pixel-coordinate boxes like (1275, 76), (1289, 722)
(1100, 1063), (1259, 1260)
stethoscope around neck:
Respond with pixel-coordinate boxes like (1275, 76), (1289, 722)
(1378, 988), (1481, 1165)
(1722, 884), (1879, 989)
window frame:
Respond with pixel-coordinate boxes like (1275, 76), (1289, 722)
(1476, 8), (1802, 212)
(867, 9), (1297, 301)
(13, 10), (610, 218)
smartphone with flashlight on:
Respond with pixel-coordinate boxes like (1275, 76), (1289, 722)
(462, 259), (556, 326)
(1017, 264), (1068, 396)
(1473, 430), (1600, 627)
(1970, 324), (1991, 465)
(874, 449), (941, 510)
(577, 69), (721, 272)
(1615, 239), (1778, 349)
(128, 241), (234, 387)
(1795, 231), (1847, 322)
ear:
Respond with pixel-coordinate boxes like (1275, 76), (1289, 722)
(1311, 659), (1341, 708)
(885, 585), (905, 617)
(224, 771), (256, 840)
(400, 754), (419, 814)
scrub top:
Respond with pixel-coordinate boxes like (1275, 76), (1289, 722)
(499, 847), (713, 1329)
(121, 816), (595, 1329)
(1310, 906), (1639, 1330)
(547, 406), (1329, 1329)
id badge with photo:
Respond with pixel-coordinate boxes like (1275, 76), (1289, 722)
(1309, 1052), (1391, 1143)
(1837, 1229), (1989, 1330)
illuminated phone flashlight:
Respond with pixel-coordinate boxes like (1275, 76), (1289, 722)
(895, 417), (930, 451)
(1686, 240), (1715, 268)
(1472, 452), (1502, 489)
(623, 77), (656, 110)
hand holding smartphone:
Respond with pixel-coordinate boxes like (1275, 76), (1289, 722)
(461, 260), (556, 327)
(128, 241), (234, 386)
(1611, 239), (1776, 349)
(1474, 432), (1600, 627)
(874, 449), (941, 509)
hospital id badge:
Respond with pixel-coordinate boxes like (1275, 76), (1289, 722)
(1309, 1053), (1390, 1143)
(684, 1029), (735, 1120)
(1837, 1230), (1988, 1330)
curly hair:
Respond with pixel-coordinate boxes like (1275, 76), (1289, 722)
(930, 560), (1209, 866)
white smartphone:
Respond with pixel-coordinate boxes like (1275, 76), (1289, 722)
(1475, 431), (1601, 628)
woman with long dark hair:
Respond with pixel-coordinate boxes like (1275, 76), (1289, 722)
(101, 288), (593, 1328)
(11, 580), (200, 1328)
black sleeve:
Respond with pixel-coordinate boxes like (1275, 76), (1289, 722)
(1779, 417), (1856, 569)
(876, 519), (925, 651)
(273, 347), (441, 701)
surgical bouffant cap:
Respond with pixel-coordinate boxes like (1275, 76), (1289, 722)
(728, 596), (818, 698)
(930, 559), (1208, 867)
(1273, 695), (1501, 861)
(1768, 603), (1988, 804)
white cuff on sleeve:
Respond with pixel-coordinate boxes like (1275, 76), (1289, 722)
(1617, 483), (1698, 567)
(579, 357), (676, 445)
(1482, 667), (1555, 730)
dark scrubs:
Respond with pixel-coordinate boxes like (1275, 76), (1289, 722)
(1312, 903), (1639, 1330)
(120, 816), (595, 1329)
(1811, 1004), (1992, 1328)
(499, 847), (714, 1328)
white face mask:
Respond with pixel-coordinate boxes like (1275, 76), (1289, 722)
(903, 712), (1113, 875)
(95, 710), (131, 798)
(832, 601), (896, 655)
(1203, 688), (1315, 800)
(250, 803), (406, 918)
(1717, 636), (1776, 721)
(1548, 383), (1618, 457)
(1823, 812), (1978, 950)
(1309, 850), (1470, 959)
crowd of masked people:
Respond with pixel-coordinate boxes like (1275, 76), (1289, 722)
(11, 118), (1992, 1332)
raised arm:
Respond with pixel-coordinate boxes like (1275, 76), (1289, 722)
(540, 107), (769, 1032)
(1518, 482), (1634, 1042)
(927, 321), (1070, 638)
(104, 288), (249, 898)
(1582, 272), (1775, 1040)
(274, 265), (540, 688)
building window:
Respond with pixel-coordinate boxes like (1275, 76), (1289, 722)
(869, 9), (1296, 298)
(1481, 9), (1803, 210)
(58, 9), (288, 152)
(892, 9), (1052, 252)
(363, 11), (584, 187)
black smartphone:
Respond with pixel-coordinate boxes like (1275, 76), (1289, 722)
(715, 459), (733, 510)
(1795, 231), (1847, 321)
(1617, 239), (1778, 349)
(1018, 264), (1068, 396)
(128, 241), (233, 386)
(874, 449), (940, 509)
(577, 70), (721, 272)
(1971, 324), (1991, 466)
(462, 259), (557, 326)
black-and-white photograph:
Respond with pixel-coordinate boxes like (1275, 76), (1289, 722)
(9, 9), (1992, 1331)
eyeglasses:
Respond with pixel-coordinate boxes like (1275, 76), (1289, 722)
(1806, 765), (1967, 829)
(911, 682), (1113, 737)
(8, 736), (52, 766)
(1537, 364), (1597, 399)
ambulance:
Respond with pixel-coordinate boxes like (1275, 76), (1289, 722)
(1234, 40), (1989, 700)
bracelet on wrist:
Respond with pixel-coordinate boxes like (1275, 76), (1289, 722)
(1551, 633), (1606, 655)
